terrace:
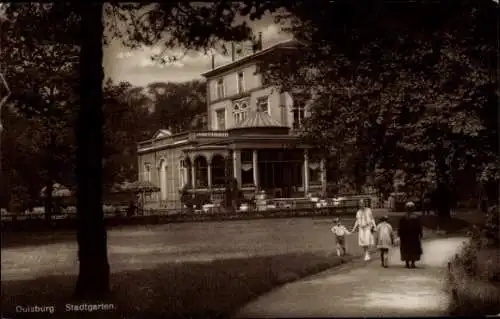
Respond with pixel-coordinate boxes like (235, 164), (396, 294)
(137, 130), (229, 153)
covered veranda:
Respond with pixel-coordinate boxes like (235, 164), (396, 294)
(181, 146), (327, 200)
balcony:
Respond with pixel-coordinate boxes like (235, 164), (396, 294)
(137, 130), (229, 152)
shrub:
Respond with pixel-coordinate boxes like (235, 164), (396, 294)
(193, 192), (211, 210)
(223, 177), (242, 211)
(447, 213), (500, 315)
(180, 185), (194, 211)
(482, 205), (499, 247)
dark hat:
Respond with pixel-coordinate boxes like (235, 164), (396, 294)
(380, 215), (389, 222)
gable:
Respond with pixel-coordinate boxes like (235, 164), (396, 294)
(153, 129), (172, 139)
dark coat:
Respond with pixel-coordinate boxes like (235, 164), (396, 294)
(398, 215), (423, 261)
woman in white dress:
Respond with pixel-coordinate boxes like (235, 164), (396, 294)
(351, 199), (376, 261)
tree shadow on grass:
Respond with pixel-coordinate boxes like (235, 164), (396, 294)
(1, 252), (345, 318)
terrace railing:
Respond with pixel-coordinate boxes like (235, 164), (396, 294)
(137, 130), (229, 151)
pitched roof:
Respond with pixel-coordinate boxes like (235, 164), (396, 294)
(234, 111), (285, 129)
(201, 38), (301, 78)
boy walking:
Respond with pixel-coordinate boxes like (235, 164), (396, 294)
(331, 218), (351, 256)
(374, 215), (395, 268)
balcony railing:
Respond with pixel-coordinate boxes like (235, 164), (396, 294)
(137, 130), (229, 151)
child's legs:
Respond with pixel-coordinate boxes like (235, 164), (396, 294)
(337, 237), (346, 255)
(336, 243), (342, 254)
(380, 248), (388, 263)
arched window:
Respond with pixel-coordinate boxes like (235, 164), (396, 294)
(233, 99), (249, 124)
(240, 102), (248, 121)
(194, 156), (208, 188)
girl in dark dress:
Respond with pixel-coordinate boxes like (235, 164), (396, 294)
(398, 201), (423, 268)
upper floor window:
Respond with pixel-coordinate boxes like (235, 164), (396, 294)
(257, 96), (269, 114)
(233, 100), (249, 124)
(216, 78), (225, 99)
(292, 102), (306, 129)
(144, 163), (152, 182)
(256, 63), (269, 86)
(215, 108), (226, 130)
(237, 71), (244, 94)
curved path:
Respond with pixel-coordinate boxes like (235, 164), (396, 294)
(237, 237), (468, 318)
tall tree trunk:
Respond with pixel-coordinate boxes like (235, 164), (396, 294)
(435, 150), (451, 231)
(74, 2), (109, 298)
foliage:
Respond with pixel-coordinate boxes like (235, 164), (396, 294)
(180, 185), (194, 210)
(257, 0), (498, 199)
(224, 177), (243, 211)
(146, 80), (207, 133)
(104, 3), (259, 60)
(102, 79), (156, 188)
(1, 3), (79, 214)
(193, 192), (212, 210)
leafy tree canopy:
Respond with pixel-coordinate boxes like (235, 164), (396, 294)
(256, 0), (498, 196)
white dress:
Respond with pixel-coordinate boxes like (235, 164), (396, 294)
(375, 222), (394, 249)
(355, 208), (375, 247)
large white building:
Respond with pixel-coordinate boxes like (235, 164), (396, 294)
(137, 39), (329, 208)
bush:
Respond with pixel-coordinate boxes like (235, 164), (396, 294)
(447, 218), (500, 315)
(193, 192), (211, 210)
(180, 185), (194, 210)
(482, 205), (499, 247)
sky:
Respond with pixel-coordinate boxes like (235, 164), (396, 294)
(102, 11), (291, 88)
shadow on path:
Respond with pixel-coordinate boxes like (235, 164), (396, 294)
(236, 237), (469, 318)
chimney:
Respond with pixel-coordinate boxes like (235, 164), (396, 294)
(252, 32), (263, 54)
(211, 55), (215, 69)
(231, 42), (236, 61)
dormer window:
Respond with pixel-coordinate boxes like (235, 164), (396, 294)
(237, 71), (244, 94)
(216, 78), (225, 99)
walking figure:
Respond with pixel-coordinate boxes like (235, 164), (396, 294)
(398, 201), (423, 268)
(374, 215), (395, 268)
(331, 218), (351, 256)
(352, 199), (376, 261)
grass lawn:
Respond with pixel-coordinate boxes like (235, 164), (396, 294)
(2, 252), (352, 318)
(1, 213), (475, 318)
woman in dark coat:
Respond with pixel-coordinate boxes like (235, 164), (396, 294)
(398, 201), (423, 268)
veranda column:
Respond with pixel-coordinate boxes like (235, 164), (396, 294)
(233, 149), (242, 186)
(303, 149), (310, 196)
(252, 149), (259, 189)
(207, 158), (212, 189)
(190, 161), (196, 190)
(320, 158), (327, 196)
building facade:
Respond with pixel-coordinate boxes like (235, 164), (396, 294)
(137, 39), (328, 208)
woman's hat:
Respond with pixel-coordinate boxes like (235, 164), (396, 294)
(380, 215), (389, 222)
(333, 217), (340, 223)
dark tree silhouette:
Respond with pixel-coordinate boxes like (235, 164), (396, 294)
(74, 2), (109, 297)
